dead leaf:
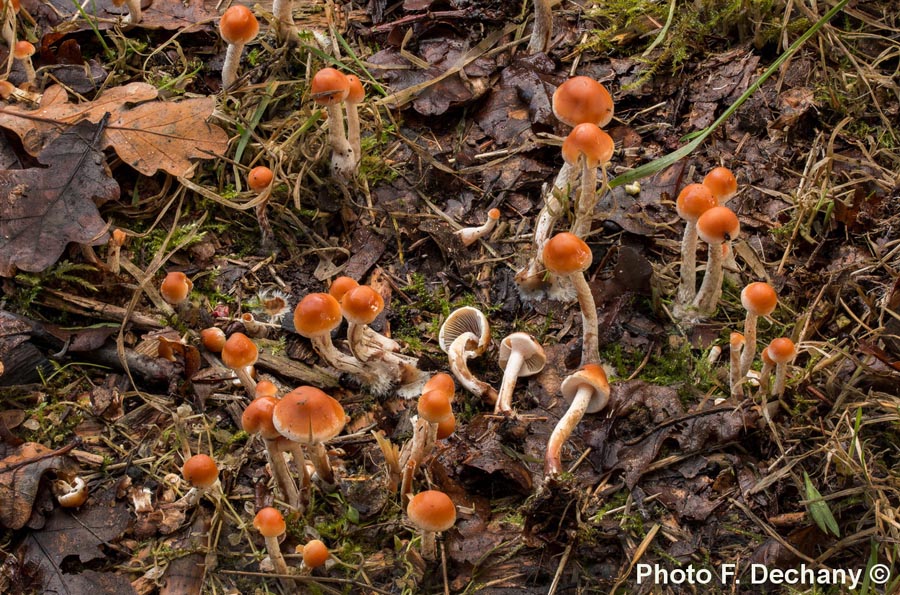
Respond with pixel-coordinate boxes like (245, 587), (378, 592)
(0, 442), (78, 529)
(0, 83), (228, 176)
(39, 0), (217, 31)
(0, 119), (118, 276)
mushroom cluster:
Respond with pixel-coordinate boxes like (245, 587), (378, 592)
(311, 68), (366, 181)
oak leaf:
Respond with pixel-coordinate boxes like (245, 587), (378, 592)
(0, 442), (78, 529)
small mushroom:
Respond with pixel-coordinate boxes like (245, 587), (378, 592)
(273, 386), (346, 485)
(456, 208), (500, 247)
(739, 282), (778, 376)
(330, 276), (400, 352)
(341, 285), (385, 362)
(300, 539), (330, 573)
(160, 271), (193, 315)
(545, 364), (609, 476)
(729, 332), (745, 398)
(242, 396), (301, 510)
(345, 75), (365, 166)
(221, 332), (258, 397)
(219, 6), (258, 89)
(542, 232), (599, 366)
(13, 40), (34, 85)
(494, 332), (546, 414)
(703, 166), (738, 204)
(311, 68), (355, 180)
(757, 346), (775, 397)
(692, 206), (740, 317)
(53, 476), (89, 508)
(673, 183), (717, 313)
(200, 327), (226, 353)
(438, 307), (496, 404)
(563, 123), (614, 239)
(406, 490), (456, 561)
(248, 165), (275, 247)
(253, 507), (291, 582)
(399, 383), (454, 470)
(179, 454), (220, 506)
(767, 338), (797, 397)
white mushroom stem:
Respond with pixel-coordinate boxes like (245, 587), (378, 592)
(400, 459), (415, 506)
(495, 350), (526, 414)
(570, 157), (599, 240)
(346, 101), (362, 165)
(282, 441), (311, 500)
(740, 313), (761, 376)
(234, 365), (257, 398)
(420, 528), (437, 561)
(123, 0), (141, 23)
(263, 438), (301, 510)
(310, 334), (371, 381)
(517, 163), (575, 291)
(399, 415), (437, 471)
(757, 360), (774, 396)
(527, 0), (553, 54)
(222, 41), (246, 89)
(363, 327), (401, 352)
(324, 103), (356, 181)
(308, 441), (335, 485)
(692, 242), (727, 316)
(730, 337), (744, 399)
(675, 220), (699, 308)
(447, 333), (497, 404)
(263, 534), (290, 576)
(174, 479), (222, 508)
(254, 186), (274, 248)
(271, 0), (297, 42)
(544, 384), (593, 476)
(772, 361), (791, 397)
(568, 272), (600, 366)
(456, 213), (499, 247)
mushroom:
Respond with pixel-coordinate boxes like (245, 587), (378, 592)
(729, 332), (745, 398)
(544, 364), (609, 476)
(248, 165), (275, 247)
(160, 271), (193, 317)
(271, 0), (297, 43)
(300, 539), (330, 573)
(273, 386), (346, 485)
(438, 306), (496, 404)
(242, 396), (301, 510)
(13, 40), (34, 85)
(691, 206), (740, 317)
(219, 5), (259, 89)
(341, 284), (385, 362)
(542, 232), (599, 366)
(106, 228), (127, 274)
(253, 507), (291, 583)
(703, 166), (738, 203)
(527, 0), (553, 54)
(399, 384), (454, 470)
(563, 123), (614, 239)
(179, 454), (220, 506)
(311, 68), (355, 180)
(757, 346), (775, 396)
(494, 332), (546, 414)
(436, 412), (456, 440)
(456, 208), (500, 247)
(739, 282), (778, 376)
(200, 327), (226, 353)
(345, 75), (365, 166)
(330, 277), (400, 353)
(111, 0), (141, 23)
(406, 490), (456, 561)
(767, 338), (797, 397)
(673, 183), (717, 313)
(221, 332), (258, 397)
(53, 476), (89, 508)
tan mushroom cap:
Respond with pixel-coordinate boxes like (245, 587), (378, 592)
(345, 75), (364, 104)
(730, 332), (745, 347)
(767, 338), (797, 364)
(418, 390), (452, 424)
(302, 539), (330, 568)
(200, 327), (226, 353)
(423, 372), (455, 402)
(247, 166), (273, 192)
(552, 76), (614, 127)
(696, 206), (740, 245)
(329, 276), (359, 302)
(498, 332), (546, 377)
(311, 68), (350, 106)
(438, 306), (491, 355)
(560, 363), (610, 413)
(14, 41), (34, 59)
(561, 123), (614, 167)
(242, 395), (280, 440)
(221, 332), (258, 369)
(273, 386), (346, 445)
(703, 167), (738, 203)
(341, 285), (384, 325)
(160, 271), (192, 305)
(219, 5), (259, 45)
(676, 183), (717, 222)
(741, 282), (778, 317)
(182, 454), (219, 489)
(407, 490), (457, 532)
(293, 293), (343, 338)
(542, 232), (592, 276)
(253, 507), (286, 537)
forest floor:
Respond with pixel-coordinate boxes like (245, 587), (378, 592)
(1, 0), (899, 593)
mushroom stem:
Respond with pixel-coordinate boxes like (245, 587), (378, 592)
(222, 41), (244, 89)
(124, 0), (141, 23)
(420, 529), (437, 561)
(254, 185), (274, 249)
(772, 362), (790, 397)
(233, 365), (257, 397)
(310, 334), (368, 379)
(308, 441), (335, 485)
(494, 350), (524, 414)
(263, 438), (301, 510)
(346, 102), (362, 166)
(527, 0), (553, 54)
(570, 272), (600, 366)
(400, 459), (415, 507)
(283, 441), (311, 502)
(447, 333), (497, 405)
(324, 103), (356, 181)
(456, 210), (500, 247)
(263, 534), (290, 577)
(740, 313), (760, 376)
(675, 221), (699, 307)
(757, 360), (774, 397)
(730, 334), (744, 399)
(570, 157), (598, 239)
(271, 0), (297, 42)
(399, 416), (437, 470)
(544, 384), (592, 476)
(692, 241), (726, 316)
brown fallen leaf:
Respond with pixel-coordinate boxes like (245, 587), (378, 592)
(0, 83), (228, 176)
(39, 0), (218, 31)
(0, 119), (118, 276)
(0, 442), (79, 529)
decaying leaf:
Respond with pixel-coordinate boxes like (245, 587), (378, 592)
(0, 442), (78, 529)
(0, 119), (118, 276)
(0, 83), (228, 176)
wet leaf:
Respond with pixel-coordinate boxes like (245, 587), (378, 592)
(0, 83), (228, 176)
(0, 119), (118, 276)
(0, 442), (77, 529)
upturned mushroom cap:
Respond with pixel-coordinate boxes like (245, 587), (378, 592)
(552, 76), (614, 127)
(407, 490), (456, 532)
(302, 539), (330, 568)
(221, 332), (258, 369)
(329, 276), (359, 302)
(293, 293), (343, 338)
(423, 372), (455, 402)
(182, 454), (218, 489)
(160, 271), (192, 305)
(542, 232), (592, 276)
(311, 68), (350, 106)
(741, 282), (778, 317)
(345, 75), (364, 104)
(418, 390), (452, 424)
(767, 338), (797, 364)
(438, 306), (491, 356)
(55, 476), (89, 508)
(341, 285), (384, 325)
(703, 167), (738, 202)
(561, 123), (614, 167)
(248, 166), (273, 191)
(696, 206), (740, 245)
(242, 395), (280, 440)
(13, 41), (34, 59)
(253, 507), (285, 537)
(675, 183), (717, 223)
(219, 5), (259, 45)
(200, 327), (226, 353)
(498, 332), (546, 377)
(560, 363), (610, 413)
(273, 386), (346, 445)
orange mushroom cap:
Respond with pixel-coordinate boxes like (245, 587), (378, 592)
(741, 282), (778, 317)
(253, 507), (286, 537)
(418, 390), (452, 424)
(200, 327), (227, 353)
(341, 285), (384, 325)
(761, 347), (774, 366)
(302, 539), (330, 568)
(272, 386), (346, 445)
(407, 490), (456, 532)
(436, 412), (456, 440)
(423, 372), (455, 402)
(219, 5), (259, 45)
(552, 76), (614, 127)
(242, 395), (280, 440)
(293, 293), (343, 339)
(328, 276), (359, 302)
(703, 167), (738, 203)
(14, 41), (34, 59)
(160, 271), (192, 305)
(255, 379), (278, 399)
(221, 332), (258, 369)
(767, 338), (797, 364)
(561, 123), (614, 167)
(675, 183), (717, 223)
(311, 68), (350, 106)
(542, 232), (592, 276)
(248, 166), (273, 192)
(345, 75), (364, 104)
(182, 454), (219, 489)
(696, 206), (740, 245)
